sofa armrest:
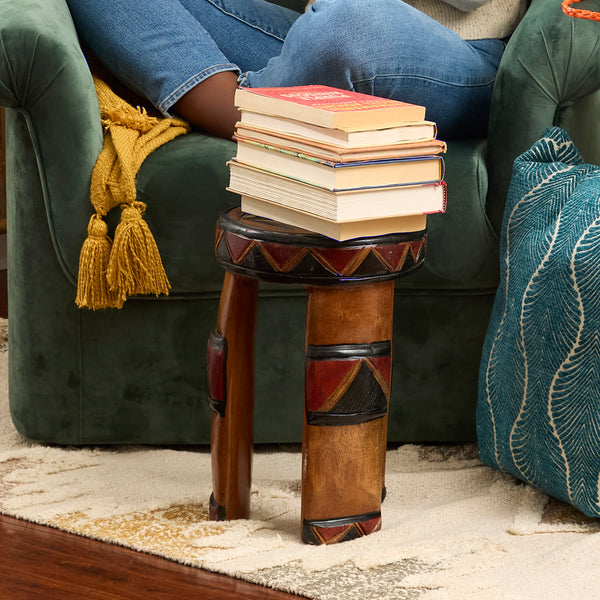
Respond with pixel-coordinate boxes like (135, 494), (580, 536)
(0, 0), (103, 281)
(485, 0), (600, 233)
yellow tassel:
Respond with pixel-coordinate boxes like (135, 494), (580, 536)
(75, 215), (122, 309)
(76, 78), (190, 309)
(107, 201), (171, 303)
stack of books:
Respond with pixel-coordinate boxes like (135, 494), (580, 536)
(227, 85), (447, 241)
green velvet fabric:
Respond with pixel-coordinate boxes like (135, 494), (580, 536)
(104, 133), (498, 296)
(1, 0), (599, 445)
(486, 0), (600, 233)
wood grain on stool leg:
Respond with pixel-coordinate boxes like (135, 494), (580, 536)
(301, 281), (394, 544)
(212, 208), (426, 541)
(209, 271), (258, 520)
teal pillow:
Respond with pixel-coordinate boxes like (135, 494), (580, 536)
(477, 127), (600, 517)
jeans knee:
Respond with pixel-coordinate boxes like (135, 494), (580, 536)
(308, 0), (387, 20)
(308, 0), (405, 32)
(303, 0), (406, 76)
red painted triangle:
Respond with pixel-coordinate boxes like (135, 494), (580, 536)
(261, 242), (304, 271)
(226, 232), (253, 264)
(360, 515), (382, 535)
(410, 240), (425, 262)
(312, 247), (360, 275)
(370, 355), (392, 387)
(305, 359), (358, 412)
(315, 524), (351, 543)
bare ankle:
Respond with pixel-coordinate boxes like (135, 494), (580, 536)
(173, 71), (241, 139)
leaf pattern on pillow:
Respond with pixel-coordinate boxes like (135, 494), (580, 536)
(478, 127), (600, 517)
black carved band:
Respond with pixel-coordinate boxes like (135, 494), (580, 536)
(209, 492), (227, 521)
(306, 408), (388, 427)
(306, 340), (391, 361)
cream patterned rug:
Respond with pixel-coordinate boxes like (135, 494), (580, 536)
(1, 319), (600, 599)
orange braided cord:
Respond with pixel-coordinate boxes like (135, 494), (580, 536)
(562, 0), (600, 20)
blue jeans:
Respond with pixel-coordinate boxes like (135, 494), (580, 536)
(66, 0), (506, 139)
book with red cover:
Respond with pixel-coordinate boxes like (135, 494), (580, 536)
(234, 85), (426, 131)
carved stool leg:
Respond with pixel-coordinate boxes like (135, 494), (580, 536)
(301, 281), (394, 544)
(207, 271), (258, 520)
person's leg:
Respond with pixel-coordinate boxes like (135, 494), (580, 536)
(67, 0), (505, 139)
(178, 0), (299, 73)
(66, 0), (299, 137)
(172, 0), (300, 136)
(243, 0), (506, 139)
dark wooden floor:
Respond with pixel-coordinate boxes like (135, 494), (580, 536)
(0, 514), (304, 600)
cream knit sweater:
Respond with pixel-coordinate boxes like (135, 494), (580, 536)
(404, 0), (528, 39)
(305, 0), (528, 40)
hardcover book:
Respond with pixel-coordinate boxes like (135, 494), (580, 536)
(234, 141), (445, 190)
(234, 85), (427, 131)
(237, 112), (437, 148)
(227, 161), (447, 222)
(235, 127), (447, 162)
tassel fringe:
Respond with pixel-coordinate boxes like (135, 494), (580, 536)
(106, 202), (171, 304)
(76, 77), (190, 309)
(75, 215), (122, 309)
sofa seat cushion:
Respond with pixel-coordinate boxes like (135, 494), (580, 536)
(401, 139), (500, 291)
(52, 132), (500, 298)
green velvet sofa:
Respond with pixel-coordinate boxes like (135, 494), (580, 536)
(1, 0), (599, 445)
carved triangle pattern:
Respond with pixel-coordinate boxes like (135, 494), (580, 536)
(306, 353), (391, 425)
(215, 209), (427, 283)
(225, 232), (256, 264)
(303, 513), (382, 545)
(259, 242), (309, 272)
(310, 247), (371, 276)
(214, 229), (224, 253)
(305, 359), (358, 412)
(245, 240), (423, 278)
(373, 243), (410, 272)
(410, 239), (426, 262)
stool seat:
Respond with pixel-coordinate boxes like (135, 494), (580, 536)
(208, 207), (427, 544)
(215, 208), (426, 285)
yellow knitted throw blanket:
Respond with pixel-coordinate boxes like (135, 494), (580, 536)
(76, 77), (190, 309)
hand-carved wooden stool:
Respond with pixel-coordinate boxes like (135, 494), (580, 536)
(207, 207), (426, 544)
